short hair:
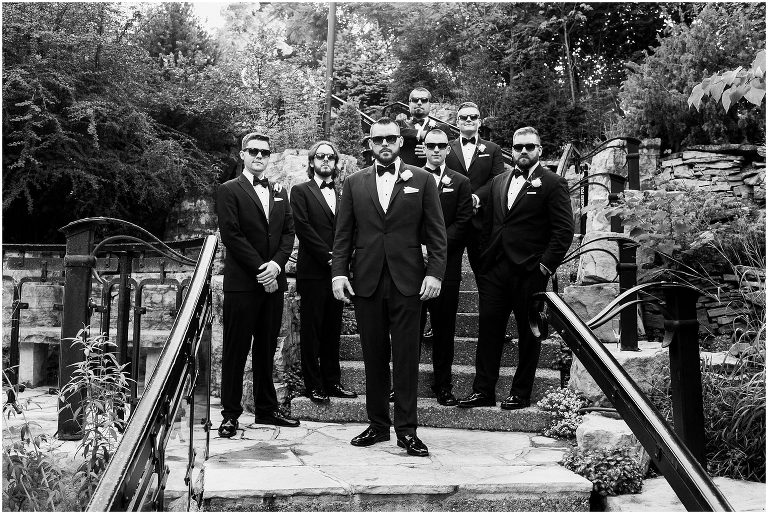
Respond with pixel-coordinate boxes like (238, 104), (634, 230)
(306, 140), (340, 179)
(370, 117), (400, 136)
(424, 128), (448, 140)
(513, 126), (541, 143)
(457, 102), (480, 113)
(409, 87), (432, 101)
(241, 132), (270, 150)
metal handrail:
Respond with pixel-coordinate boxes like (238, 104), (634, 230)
(87, 234), (218, 511)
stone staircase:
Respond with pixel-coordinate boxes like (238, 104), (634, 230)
(292, 254), (564, 433)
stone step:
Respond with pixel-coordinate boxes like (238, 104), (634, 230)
(292, 395), (552, 433)
(456, 289), (479, 312)
(339, 335), (563, 368)
(337, 362), (561, 402)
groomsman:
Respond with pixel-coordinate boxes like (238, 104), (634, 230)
(216, 132), (300, 438)
(290, 140), (357, 404)
(397, 87), (447, 167)
(458, 127), (573, 410)
(332, 117), (446, 457)
(444, 102), (504, 275)
(419, 129), (473, 406)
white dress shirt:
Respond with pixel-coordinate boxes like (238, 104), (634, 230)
(314, 175), (336, 214)
(243, 170), (270, 220)
(461, 135), (477, 172)
(507, 174), (527, 210)
(375, 157), (401, 213)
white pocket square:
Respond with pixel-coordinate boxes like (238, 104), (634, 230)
(442, 188), (454, 193)
(478, 154), (490, 158)
(526, 191), (537, 195)
(404, 186), (419, 194)
(274, 197), (284, 201)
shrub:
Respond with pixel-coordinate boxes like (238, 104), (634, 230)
(561, 446), (644, 496)
(536, 387), (589, 439)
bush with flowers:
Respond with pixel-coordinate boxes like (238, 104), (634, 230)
(536, 386), (590, 439)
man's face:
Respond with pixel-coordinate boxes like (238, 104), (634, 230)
(424, 132), (450, 168)
(512, 132), (542, 170)
(409, 90), (431, 119)
(240, 138), (271, 175)
(368, 123), (402, 165)
(313, 144), (336, 178)
(456, 106), (481, 137)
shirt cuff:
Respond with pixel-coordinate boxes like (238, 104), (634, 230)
(332, 276), (348, 283)
(472, 194), (481, 208)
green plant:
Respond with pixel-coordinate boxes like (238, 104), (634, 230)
(536, 387), (589, 439)
(689, 49), (766, 112)
(562, 446), (644, 496)
(58, 329), (131, 508)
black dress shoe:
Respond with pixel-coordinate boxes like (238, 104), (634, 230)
(253, 411), (300, 428)
(389, 390), (395, 403)
(326, 383), (357, 399)
(397, 433), (429, 457)
(456, 392), (496, 408)
(350, 426), (390, 447)
(500, 395), (531, 410)
(435, 389), (458, 406)
(307, 389), (330, 404)
(217, 418), (239, 438)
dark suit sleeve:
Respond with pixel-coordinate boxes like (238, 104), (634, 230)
(480, 176), (497, 251)
(290, 186), (331, 265)
(447, 178), (473, 252)
(422, 174), (447, 280)
(216, 183), (266, 276)
(331, 178), (355, 278)
(540, 176), (574, 272)
(474, 143), (505, 208)
(274, 188), (295, 270)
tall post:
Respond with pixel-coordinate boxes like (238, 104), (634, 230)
(626, 139), (640, 190)
(663, 285), (706, 468)
(323, 2), (337, 138)
(616, 239), (639, 351)
(58, 222), (96, 440)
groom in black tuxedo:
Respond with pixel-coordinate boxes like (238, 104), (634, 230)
(458, 127), (574, 410)
(332, 117), (446, 457)
(216, 132), (300, 438)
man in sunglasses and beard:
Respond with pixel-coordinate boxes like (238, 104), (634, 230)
(332, 118), (447, 457)
(457, 126), (573, 411)
(215, 132), (300, 438)
(397, 87), (449, 167)
(445, 102), (505, 277)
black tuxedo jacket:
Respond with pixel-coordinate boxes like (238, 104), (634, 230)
(480, 163), (574, 273)
(426, 167), (473, 281)
(332, 162), (447, 298)
(290, 179), (338, 280)
(444, 136), (505, 213)
(216, 173), (295, 292)
(397, 117), (451, 167)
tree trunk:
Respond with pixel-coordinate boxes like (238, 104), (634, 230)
(563, 19), (577, 106)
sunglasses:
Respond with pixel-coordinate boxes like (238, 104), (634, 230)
(512, 143), (539, 152)
(457, 114), (480, 122)
(245, 148), (271, 157)
(370, 135), (399, 145)
(424, 142), (448, 150)
(314, 152), (337, 161)
(410, 97), (430, 103)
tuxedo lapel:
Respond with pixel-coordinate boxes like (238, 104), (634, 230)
(267, 183), (275, 221)
(364, 168), (386, 219)
(468, 140), (481, 170)
(451, 140), (467, 173)
(237, 174), (267, 222)
(387, 163), (408, 213)
(308, 179), (334, 221)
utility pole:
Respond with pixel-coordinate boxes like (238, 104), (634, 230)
(323, 2), (337, 138)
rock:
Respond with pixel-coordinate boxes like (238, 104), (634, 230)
(575, 231), (619, 284)
(21, 283), (63, 327)
(569, 341), (665, 406)
(576, 413), (650, 474)
(562, 283), (645, 343)
(586, 140), (625, 233)
(165, 197), (218, 241)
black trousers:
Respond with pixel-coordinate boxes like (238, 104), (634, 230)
(465, 230), (483, 276)
(220, 290), (283, 420)
(474, 258), (547, 400)
(354, 266), (421, 437)
(419, 279), (460, 393)
(297, 278), (343, 393)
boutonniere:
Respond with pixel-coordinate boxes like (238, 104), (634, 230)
(399, 169), (413, 182)
(428, 119), (436, 129)
(530, 178), (542, 188)
(478, 143), (487, 152)
(440, 174), (452, 186)
(273, 182), (284, 193)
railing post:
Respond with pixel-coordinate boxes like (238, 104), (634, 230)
(58, 222), (97, 440)
(608, 173), (627, 233)
(626, 139), (640, 190)
(663, 285), (706, 468)
(580, 163), (588, 235)
(8, 285), (23, 386)
(617, 239), (639, 351)
(115, 252), (135, 421)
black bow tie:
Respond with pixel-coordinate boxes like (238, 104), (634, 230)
(426, 166), (441, 175)
(461, 137), (477, 146)
(512, 168), (529, 180)
(376, 163), (396, 176)
(320, 180), (335, 189)
(253, 176), (269, 188)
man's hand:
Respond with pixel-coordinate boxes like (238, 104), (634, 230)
(471, 194), (480, 215)
(419, 276), (442, 301)
(414, 143), (426, 158)
(263, 278), (278, 293)
(332, 277), (355, 304)
(257, 261), (280, 284)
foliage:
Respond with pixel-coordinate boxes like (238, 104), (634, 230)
(561, 446), (644, 496)
(58, 329), (131, 508)
(689, 49), (766, 112)
(618, 3), (766, 151)
(135, 3), (218, 65)
(536, 386), (589, 439)
(331, 99), (365, 162)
